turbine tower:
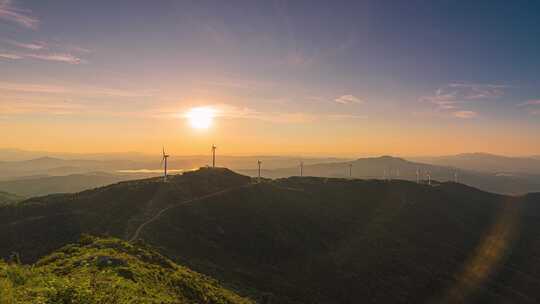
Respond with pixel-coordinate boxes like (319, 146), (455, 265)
(211, 144), (217, 168)
(416, 168), (420, 184)
(300, 161), (304, 177)
(161, 147), (170, 182)
(257, 160), (262, 183)
(348, 163), (353, 178)
(426, 171), (431, 185)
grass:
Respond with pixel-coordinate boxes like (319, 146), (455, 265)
(0, 235), (254, 304)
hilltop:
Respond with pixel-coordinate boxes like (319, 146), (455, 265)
(0, 167), (251, 262)
(1, 168), (540, 303)
(0, 235), (253, 304)
(239, 156), (540, 194)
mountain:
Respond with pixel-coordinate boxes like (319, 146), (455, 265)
(0, 157), (151, 180)
(239, 156), (540, 194)
(0, 168), (251, 262)
(412, 153), (540, 174)
(0, 191), (23, 205)
(0, 172), (154, 197)
(0, 235), (253, 304)
(2, 168), (540, 303)
(0, 153), (346, 181)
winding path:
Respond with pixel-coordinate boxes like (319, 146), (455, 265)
(128, 184), (252, 243)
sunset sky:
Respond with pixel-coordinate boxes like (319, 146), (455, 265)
(1, 0), (539, 156)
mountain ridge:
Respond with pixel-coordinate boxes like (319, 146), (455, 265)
(2, 168), (540, 303)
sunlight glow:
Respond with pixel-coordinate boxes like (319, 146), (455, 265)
(185, 107), (215, 129)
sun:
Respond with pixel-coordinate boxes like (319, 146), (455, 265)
(185, 107), (215, 129)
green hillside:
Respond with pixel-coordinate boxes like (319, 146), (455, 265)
(0, 167), (251, 262)
(1, 168), (540, 303)
(0, 235), (253, 304)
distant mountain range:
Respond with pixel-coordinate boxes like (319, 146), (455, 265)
(2, 150), (540, 196)
(239, 156), (540, 195)
(412, 153), (540, 174)
(1, 168), (539, 303)
(0, 149), (346, 181)
(0, 172), (153, 197)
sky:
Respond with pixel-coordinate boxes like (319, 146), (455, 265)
(0, 0), (539, 157)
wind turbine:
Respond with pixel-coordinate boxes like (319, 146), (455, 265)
(300, 161), (304, 177)
(161, 147), (170, 182)
(211, 144), (217, 168)
(257, 160), (262, 183)
(426, 171), (431, 185)
(348, 163), (353, 178)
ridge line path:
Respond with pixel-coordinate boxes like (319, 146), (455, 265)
(129, 183), (253, 243)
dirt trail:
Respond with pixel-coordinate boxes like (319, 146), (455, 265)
(128, 184), (252, 243)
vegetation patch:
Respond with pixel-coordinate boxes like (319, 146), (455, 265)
(0, 235), (254, 304)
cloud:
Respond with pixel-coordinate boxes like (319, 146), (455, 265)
(0, 82), (67, 93)
(453, 110), (477, 119)
(0, 0), (39, 29)
(0, 52), (22, 59)
(419, 83), (508, 119)
(0, 81), (154, 98)
(448, 83), (507, 99)
(27, 53), (82, 64)
(1, 40), (89, 64)
(335, 95), (364, 104)
(422, 83), (507, 107)
(0, 52), (83, 64)
(0, 100), (87, 115)
(8, 40), (45, 50)
(519, 99), (540, 106)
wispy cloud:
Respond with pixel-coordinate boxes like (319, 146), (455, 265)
(335, 94), (364, 105)
(0, 100), (87, 115)
(453, 110), (478, 119)
(519, 99), (540, 106)
(0, 53), (84, 64)
(27, 53), (82, 64)
(8, 40), (45, 50)
(0, 82), (67, 93)
(0, 40), (89, 64)
(448, 83), (507, 99)
(419, 83), (508, 118)
(0, 0), (38, 29)
(0, 52), (22, 59)
(0, 81), (154, 98)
